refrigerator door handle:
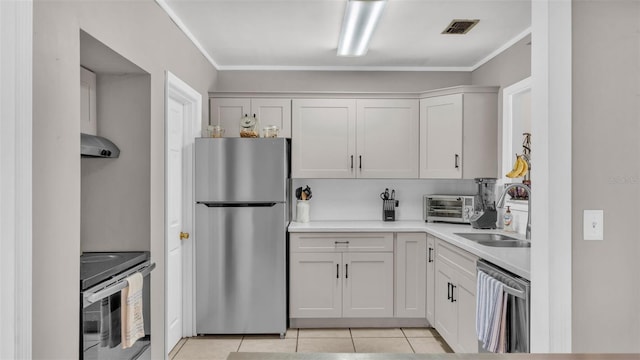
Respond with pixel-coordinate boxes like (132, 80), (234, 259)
(197, 202), (278, 208)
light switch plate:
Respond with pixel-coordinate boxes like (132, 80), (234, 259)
(583, 210), (604, 241)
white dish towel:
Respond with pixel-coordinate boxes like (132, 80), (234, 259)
(121, 272), (145, 349)
(476, 270), (505, 353)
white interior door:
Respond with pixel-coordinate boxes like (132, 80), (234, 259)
(166, 97), (184, 352)
(165, 71), (202, 355)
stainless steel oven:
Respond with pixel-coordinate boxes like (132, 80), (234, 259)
(80, 252), (155, 360)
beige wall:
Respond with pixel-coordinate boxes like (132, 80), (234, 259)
(471, 34), (532, 178)
(572, 0), (640, 352)
(471, 34), (532, 89)
(81, 73), (151, 252)
(32, 0), (217, 358)
(215, 70), (470, 93)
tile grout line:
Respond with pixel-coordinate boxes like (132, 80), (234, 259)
(349, 327), (357, 353)
(237, 335), (244, 352)
(402, 329), (417, 354)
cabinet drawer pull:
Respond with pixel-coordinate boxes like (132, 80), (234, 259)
(336, 264), (339, 279)
(428, 247), (433, 263)
(351, 155), (354, 169)
(345, 264), (349, 279)
(359, 155), (362, 169)
(454, 154), (460, 169)
(451, 284), (457, 302)
(334, 241), (350, 245)
(447, 282), (452, 301)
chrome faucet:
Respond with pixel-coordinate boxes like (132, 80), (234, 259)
(497, 183), (532, 240)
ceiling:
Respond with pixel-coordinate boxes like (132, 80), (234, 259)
(158, 0), (531, 71)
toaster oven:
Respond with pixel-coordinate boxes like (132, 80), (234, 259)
(424, 195), (475, 224)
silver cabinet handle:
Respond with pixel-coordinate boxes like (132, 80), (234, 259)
(428, 247), (434, 263)
(455, 154), (460, 169)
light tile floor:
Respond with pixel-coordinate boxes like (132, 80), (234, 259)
(170, 328), (453, 359)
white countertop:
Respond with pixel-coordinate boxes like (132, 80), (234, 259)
(288, 220), (530, 280)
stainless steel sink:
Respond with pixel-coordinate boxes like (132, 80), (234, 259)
(454, 233), (531, 248)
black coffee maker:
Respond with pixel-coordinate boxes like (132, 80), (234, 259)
(470, 178), (497, 229)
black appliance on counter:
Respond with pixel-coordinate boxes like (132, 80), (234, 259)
(80, 251), (155, 360)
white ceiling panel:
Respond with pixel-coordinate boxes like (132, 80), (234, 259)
(160, 0), (531, 70)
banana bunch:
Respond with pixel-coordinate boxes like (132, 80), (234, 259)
(506, 154), (529, 178)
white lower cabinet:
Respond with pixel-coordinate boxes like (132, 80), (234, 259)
(395, 233), (426, 318)
(342, 252), (394, 318)
(434, 238), (479, 353)
(289, 252), (342, 318)
(289, 233), (394, 319)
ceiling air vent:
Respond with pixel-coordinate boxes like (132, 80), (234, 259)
(442, 19), (480, 35)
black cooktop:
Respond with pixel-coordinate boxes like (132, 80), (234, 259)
(80, 251), (149, 290)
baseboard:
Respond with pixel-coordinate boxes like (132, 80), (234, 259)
(290, 318), (430, 328)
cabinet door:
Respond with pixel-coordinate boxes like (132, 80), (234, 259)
(426, 235), (436, 325)
(292, 99), (356, 178)
(395, 233), (426, 318)
(251, 98), (292, 138)
(210, 98), (251, 137)
(356, 99), (419, 178)
(342, 252), (393, 318)
(454, 274), (478, 353)
(419, 94), (463, 179)
(434, 259), (457, 347)
(289, 252), (342, 318)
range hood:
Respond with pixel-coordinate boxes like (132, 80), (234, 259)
(81, 133), (120, 158)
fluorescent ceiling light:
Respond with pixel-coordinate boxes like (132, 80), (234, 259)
(337, 0), (387, 57)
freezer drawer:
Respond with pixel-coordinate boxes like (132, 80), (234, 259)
(195, 138), (288, 203)
(195, 203), (287, 335)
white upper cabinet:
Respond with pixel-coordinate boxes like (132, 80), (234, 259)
(292, 99), (357, 178)
(251, 98), (292, 138)
(419, 94), (463, 179)
(356, 100), (419, 178)
(210, 98), (291, 138)
(419, 87), (498, 179)
(80, 67), (97, 135)
(292, 98), (419, 179)
(210, 98), (250, 137)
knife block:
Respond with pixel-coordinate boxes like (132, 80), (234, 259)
(382, 199), (399, 221)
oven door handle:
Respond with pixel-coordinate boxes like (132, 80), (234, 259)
(83, 262), (156, 308)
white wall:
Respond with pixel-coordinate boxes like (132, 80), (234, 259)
(571, 0), (640, 352)
(32, 1), (217, 358)
(291, 179), (477, 221)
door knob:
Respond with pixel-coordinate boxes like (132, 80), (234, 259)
(180, 232), (190, 240)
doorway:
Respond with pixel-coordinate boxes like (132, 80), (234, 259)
(165, 71), (202, 354)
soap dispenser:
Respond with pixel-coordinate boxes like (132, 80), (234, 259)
(503, 206), (514, 232)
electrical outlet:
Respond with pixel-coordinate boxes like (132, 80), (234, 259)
(583, 210), (604, 241)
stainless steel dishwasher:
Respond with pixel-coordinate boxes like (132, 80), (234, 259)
(476, 260), (530, 353)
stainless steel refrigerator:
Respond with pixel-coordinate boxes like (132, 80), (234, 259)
(194, 137), (288, 336)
